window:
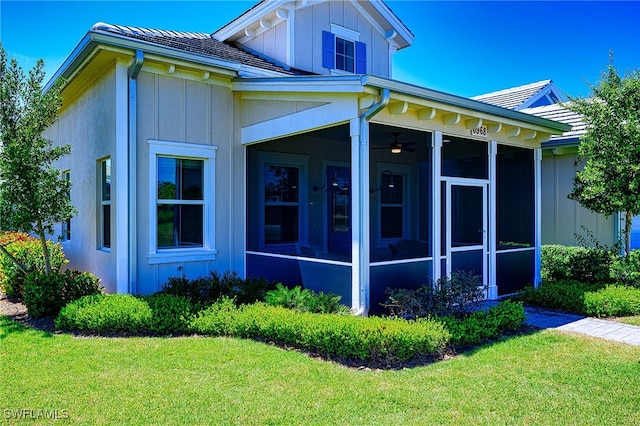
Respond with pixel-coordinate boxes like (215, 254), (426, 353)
(631, 215), (640, 251)
(157, 157), (204, 248)
(380, 172), (404, 239)
(322, 29), (366, 74)
(148, 140), (217, 263)
(99, 158), (111, 249)
(264, 165), (299, 245)
(61, 170), (71, 241)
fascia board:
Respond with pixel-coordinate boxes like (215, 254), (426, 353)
(213, 0), (289, 41)
(363, 76), (572, 133)
(354, 0), (414, 47)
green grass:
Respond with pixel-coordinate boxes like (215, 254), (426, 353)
(615, 315), (640, 326)
(1, 316), (640, 425)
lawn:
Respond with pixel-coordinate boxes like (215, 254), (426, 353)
(1, 316), (639, 425)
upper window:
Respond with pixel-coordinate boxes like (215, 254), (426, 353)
(99, 158), (111, 249)
(148, 140), (217, 263)
(322, 29), (366, 74)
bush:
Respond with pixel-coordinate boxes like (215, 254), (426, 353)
(610, 250), (640, 287)
(191, 301), (450, 363)
(0, 232), (66, 298)
(22, 269), (102, 318)
(584, 285), (640, 317)
(56, 294), (153, 333)
(264, 283), (350, 314)
(383, 271), (486, 318)
(160, 270), (277, 306)
(516, 279), (604, 314)
(541, 245), (614, 284)
(142, 293), (194, 335)
(440, 300), (526, 348)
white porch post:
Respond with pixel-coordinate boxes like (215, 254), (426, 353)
(350, 118), (368, 312)
(534, 147), (543, 288)
(431, 131), (443, 282)
(488, 141), (498, 299)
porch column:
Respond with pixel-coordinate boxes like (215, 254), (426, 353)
(115, 59), (129, 294)
(488, 141), (498, 299)
(534, 147), (542, 288)
(431, 131), (443, 281)
(350, 117), (369, 314)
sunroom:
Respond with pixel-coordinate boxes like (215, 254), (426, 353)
(238, 76), (570, 314)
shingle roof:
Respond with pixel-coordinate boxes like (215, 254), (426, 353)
(472, 80), (552, 110)
(92, 23), (294, 75)
(521, 103), (586, 144)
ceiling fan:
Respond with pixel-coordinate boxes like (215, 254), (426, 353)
(373, 132), (417, 154)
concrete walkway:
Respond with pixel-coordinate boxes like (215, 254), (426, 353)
(524, 306), (640, 346)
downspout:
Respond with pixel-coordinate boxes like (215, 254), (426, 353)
(353, 87), (390, 316)
(128, 50), (144, 293)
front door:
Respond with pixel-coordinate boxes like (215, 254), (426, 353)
(444, 180), (488, 290)
(326, 165), (351, 258)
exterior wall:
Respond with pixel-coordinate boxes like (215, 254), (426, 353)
(135, 69), (238, 294)
(293, 1), (390, 77)
(244, 21), (289, 66)
(46, 67), (119, 293)
(541, 150), (616, 246)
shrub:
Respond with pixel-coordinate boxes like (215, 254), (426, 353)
(55, 294), (152, 333)
(516, 279), (604, 314)
(584, 285), (640, 317)
(541, 245), (614, 284)
(160, 270), (277, 306)
(191, 301), (450, 363)
(142, 293), (194, 335)
(264, 284), (350, 314)
(383, 271), (486, 318)
(610, 250), (640, 288)
(0, 233), (66, 298)
(22, 269), (103, 318)
(440, 300), (526, 348)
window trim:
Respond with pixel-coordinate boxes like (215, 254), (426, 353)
(322, 26), (366, 74)
(98, 158), (111, 251)
(147, 140), (217, 264)
(258, 152), (309, 251)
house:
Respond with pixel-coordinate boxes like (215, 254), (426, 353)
(45, 0), (569, 314)
(474, 80), (628, 249)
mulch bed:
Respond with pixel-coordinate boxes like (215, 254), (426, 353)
(0, 292), (57, 333)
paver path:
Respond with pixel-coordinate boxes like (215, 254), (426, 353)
(524, 306), (640, 346)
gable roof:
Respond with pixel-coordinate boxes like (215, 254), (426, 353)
(92, 23), (296, 75)
(521, 103), (586, 146)
(213, 0), (413, 50)
(472, 80), (563, 110)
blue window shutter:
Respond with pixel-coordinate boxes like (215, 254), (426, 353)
(322, 31), (335, 69)
(355, 41), (366, 74)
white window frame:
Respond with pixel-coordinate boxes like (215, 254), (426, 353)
(98, 158), (111, 251)
(147, 140), (217, 264)
(61, 170), (71, 242)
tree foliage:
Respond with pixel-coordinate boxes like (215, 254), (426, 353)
(0, 44), (74, 273)
(566, 54), (640, 255)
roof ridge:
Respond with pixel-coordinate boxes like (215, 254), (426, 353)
(92, 22), (211, 40)
(472, 79), (552, 100)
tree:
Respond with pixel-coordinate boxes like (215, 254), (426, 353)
(566, 54), (640, 256)
(0, 44), (75, 273)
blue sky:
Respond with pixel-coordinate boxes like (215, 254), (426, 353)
(1, 1), (638, 99)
